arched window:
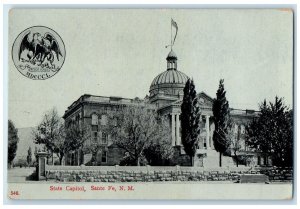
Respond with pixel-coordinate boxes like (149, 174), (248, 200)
(91, 114), (98, 125)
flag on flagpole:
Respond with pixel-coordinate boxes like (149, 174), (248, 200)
(171, 19), (178, 46)
(171, 19), (178, 30)
(165, 19), (179, 48)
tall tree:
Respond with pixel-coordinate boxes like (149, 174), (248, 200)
(246, 97), (293, 167)
(108, 105), (171, 166)
(34, 108), (90, 165)
(34, 146), (38, 162)
(33, 108), (62, 164)
(27, 147), (32, 167)
(212, 79), (231, 167)
(181, 79), (201, 166)
(8, 120), (19, 168)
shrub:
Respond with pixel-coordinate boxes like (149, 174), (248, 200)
(54, 160), (61, 165)
(14, 159), (28, 168)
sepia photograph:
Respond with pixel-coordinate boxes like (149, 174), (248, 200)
(6, 8), (294, 200)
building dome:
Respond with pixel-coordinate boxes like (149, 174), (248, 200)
(149, 50), (189, 98)
(150, 69), (189, 91)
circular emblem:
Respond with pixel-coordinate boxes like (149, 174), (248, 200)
(12, 26), (66, 80)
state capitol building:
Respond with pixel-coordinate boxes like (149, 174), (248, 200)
(62, 48), (266, 168)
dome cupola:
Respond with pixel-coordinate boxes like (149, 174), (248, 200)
(166, 50), (178, 70)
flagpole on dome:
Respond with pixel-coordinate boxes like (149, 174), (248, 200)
(171, 18), (173, 50)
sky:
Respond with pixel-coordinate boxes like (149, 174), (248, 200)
(8, 9), (293, 128)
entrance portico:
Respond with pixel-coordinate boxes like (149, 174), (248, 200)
(170, 111), (213, 149)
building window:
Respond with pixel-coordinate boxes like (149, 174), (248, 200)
(92, 114), (98, 125)
(91, 125), (98, 142)
(112, 117), (117, 127)
(101, 115), (108, 126)
(199, 98), (204, 104)
(263, 156), (268, 165)
(237, 125), (241, 141)
(75, 115), (80, 125)
(91, 125), (98, 132)
(240, 125), (245, 134)
(101, 151), (107, 163)
(233, 124), (238, 133)
(102, 132), (108, 144)
(92, 132), (98, 142)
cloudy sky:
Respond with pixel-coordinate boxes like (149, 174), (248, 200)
(8, 9), (293, 128)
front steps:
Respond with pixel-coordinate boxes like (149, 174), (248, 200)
(202, 149), (236, 168)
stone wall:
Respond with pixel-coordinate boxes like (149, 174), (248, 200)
(258, 168), (293, 182)
(45, 165), (293, 183)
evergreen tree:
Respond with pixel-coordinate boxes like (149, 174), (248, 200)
(181, 79), (201, 166)
(34, 146), (38, 161)
(246, 97), (293, 167)
(27, 147), (32, 167)
(8, 120), (19, 168)
(212, 79), (231, 167)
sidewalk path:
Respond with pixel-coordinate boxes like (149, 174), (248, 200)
(7, 167), (36, 183)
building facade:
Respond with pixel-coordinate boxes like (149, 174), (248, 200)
(63, 50), (267, 167)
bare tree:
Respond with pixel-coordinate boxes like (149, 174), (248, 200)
(108, 105), (171, 166)
(33, 108), (62, 165)
(82, 139), (100, 165)
(226, 120), (242, 167)
(64, 122), (91, 165)
(33, 108), (90, 165)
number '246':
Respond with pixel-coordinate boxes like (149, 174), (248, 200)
(10, 191), (19, 196)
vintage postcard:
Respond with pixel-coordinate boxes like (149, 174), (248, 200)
(6, 9), (294, 200)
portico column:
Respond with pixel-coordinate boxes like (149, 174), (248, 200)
(206, 115), (210, 149)
(176, 114), (181, 145)
(171, 114), (175, 146)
